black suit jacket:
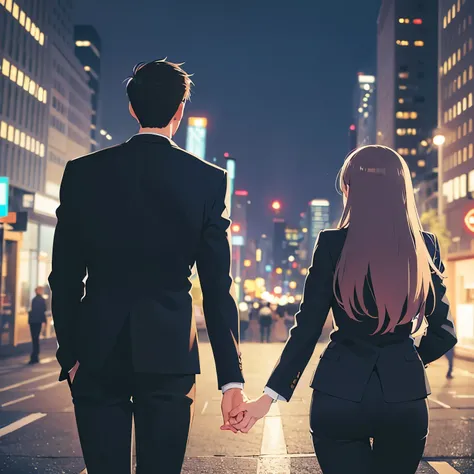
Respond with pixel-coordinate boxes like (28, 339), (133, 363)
(266, 228), (457, 402)
(48, 134), (244, 388)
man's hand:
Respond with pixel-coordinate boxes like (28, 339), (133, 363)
(220, 388), (247, 433)
(68, 361), (80, 384)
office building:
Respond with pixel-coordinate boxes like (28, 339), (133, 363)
(74, 25), (102, 151)
(377, 0), (438, 182)
(439, 0), (474, 350)
(354, 73), (376, 147)
(185, 116), (207, 160)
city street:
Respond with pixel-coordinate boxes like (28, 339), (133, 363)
(0, 338), (473, 473)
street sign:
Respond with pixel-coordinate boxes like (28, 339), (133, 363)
(0, 177), (8, 218)
(465, 208), (474, 234)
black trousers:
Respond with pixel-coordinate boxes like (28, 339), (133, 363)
(310, 369), (429, 474)
(29, 323), (42, 361)
(69, 320), (196, 474)
(260, 317), (272, 342)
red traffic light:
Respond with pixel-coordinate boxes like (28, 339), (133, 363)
(231, 223), (241, 233)
(349, 124), (356, 131)
(224, 152), (230, 158)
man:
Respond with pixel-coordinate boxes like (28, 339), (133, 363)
(258, 302), (273, 343)
(49, 59), (245, 474)
(28, 286), (47, 364)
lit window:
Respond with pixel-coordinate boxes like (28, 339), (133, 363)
(396, 40), (410, 46)
(454, 176), (460, 199)
(470, 144), (474, 158)
(1, 58), (10, 77)
(469, 170), (474, 192)
(5, 0), (12, 12)
(452, 4), (456, 18)
(464, 122), (468, 135)
(12, 2), (19, 19)
(413, 18), (422, 25)
(448, 57), (452, 70)
(469, 93), (473, 107)
(417, 160), (426, 167)
(23, 75), (30, 91)
(397, 128), (406, 135)
(459, 125), (462, 139)
(443, 61), (448, 74)
(19, 10), (25, 26)
(16, 69), (23, 87)
(453, 52), (457, 66)
(470, 65), (473, 80)
(34, 29), (40, 42)
(40, 144), (45, 158)
(458, 0), (461, 11)
(14, 129), (20, 145)
(443, 16), (447, 28)
(399, 98), (404, 104)
(43, 90), (47, 103)
(448, 9), (452, 22)
(444, 180), (453, 203)
(458, 48), (462, 60)
(410, 112), (418, 119)
(19, 132), (25, 148)
(25, 136), (30, 151)
(414, 41), (424, 47)
(398, 18), (405, 23)
(29, 80), (35, 95)
(411, 171), (416, 179)
(464, 147), (468, 161)
(458, 75), (462, 88)
(449, 108), (453, 121)
(35, 140), (40, 155)
(9, 64), (17, 82)
(464, 70), (467, 84)
(399, 85), (407, 90)
(39, 32), (44, 46)
(30, 23), (36, 37)
(38, 87), (43, 102)
(453, 105), (457, 119)
(463, 97), (467, 110)
(411, 149), (417, 155)
(458, 101), (462, 114)
(25, 16), (30, 32)
(0, 122), (7, 139)
(470, 119), (473, 133)
(399, 72), (409, 79)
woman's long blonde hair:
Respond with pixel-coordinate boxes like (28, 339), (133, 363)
(334, 145), (443, 335)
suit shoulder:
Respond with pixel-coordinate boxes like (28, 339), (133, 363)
(170, 146), (226, 180)
(68, 144), (125, 168)
(319, 227), (347, 239)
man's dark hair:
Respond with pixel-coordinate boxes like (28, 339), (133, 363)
(125, 59), (193, 128)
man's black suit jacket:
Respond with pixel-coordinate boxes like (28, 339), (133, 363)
(266, 228), (457, 403)
(48, 133), (244, 388)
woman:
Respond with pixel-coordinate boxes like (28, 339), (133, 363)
(229, 146), (457, 474)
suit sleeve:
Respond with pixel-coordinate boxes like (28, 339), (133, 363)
(417, 236), (457, 366)
(196, 172), (244, 389)
(48, 161), (86, 380)
(266, 230), (333, 401)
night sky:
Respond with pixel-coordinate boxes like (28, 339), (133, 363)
(74, 0), (381, 237)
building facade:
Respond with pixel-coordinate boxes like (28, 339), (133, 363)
(0, 0), (92, 349)
(354, 74), (377, 147)
(74, 25), (102, 151)
(439, 0), (474, 350)
(377, 0), (438, 183)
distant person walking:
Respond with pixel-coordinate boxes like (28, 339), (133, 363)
(445, 347), (454, 378)
(28, 286), (47, 364)
(259, 303), (273, 343)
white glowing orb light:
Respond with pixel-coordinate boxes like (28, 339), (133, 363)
(238, 302), (249, 312)
(274, 286), (283, 295)
(433, 134), (446, 146)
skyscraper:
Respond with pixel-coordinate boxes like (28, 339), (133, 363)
(377, 0), (438, 182)
(74, 25), (102, 151)
(308, 199), (330, 253)
(438, 0), (474, 349)
(354, 73), (376, 147)
(185, 116), (207, 160)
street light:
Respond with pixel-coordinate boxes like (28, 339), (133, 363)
(433, 134), (446, 146)
(271, 200), (281, 211)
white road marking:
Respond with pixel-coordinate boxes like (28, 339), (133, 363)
(0, 371), (57, 393)
(456, 369), (474, 379)
(36, 380), (61, 391)
(201, 401), (208, 415)
(1, 394), (36, 407)
(0, 413), (46, 438)
(429, 397), (451, 409)
(257, 403), (290, 473)
(428, 461), (461, 473)
(452, 394), (474, 399)
(40, 357), (56, 364)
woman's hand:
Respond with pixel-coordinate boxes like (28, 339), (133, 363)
(228, 394), (274, 433)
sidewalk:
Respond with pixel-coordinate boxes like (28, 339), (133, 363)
(0, 336), (57, 360)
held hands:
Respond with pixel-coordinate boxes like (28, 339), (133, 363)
(226, 394), (274, 434)
(220, 388), (248, 433)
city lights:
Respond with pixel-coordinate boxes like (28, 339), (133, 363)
(271, 200), (281, 211)
(243, 259), (251, 267)
(231, 223), (241, 233)
(274, 286), (282, 295)
(433, 134), (446, 146)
